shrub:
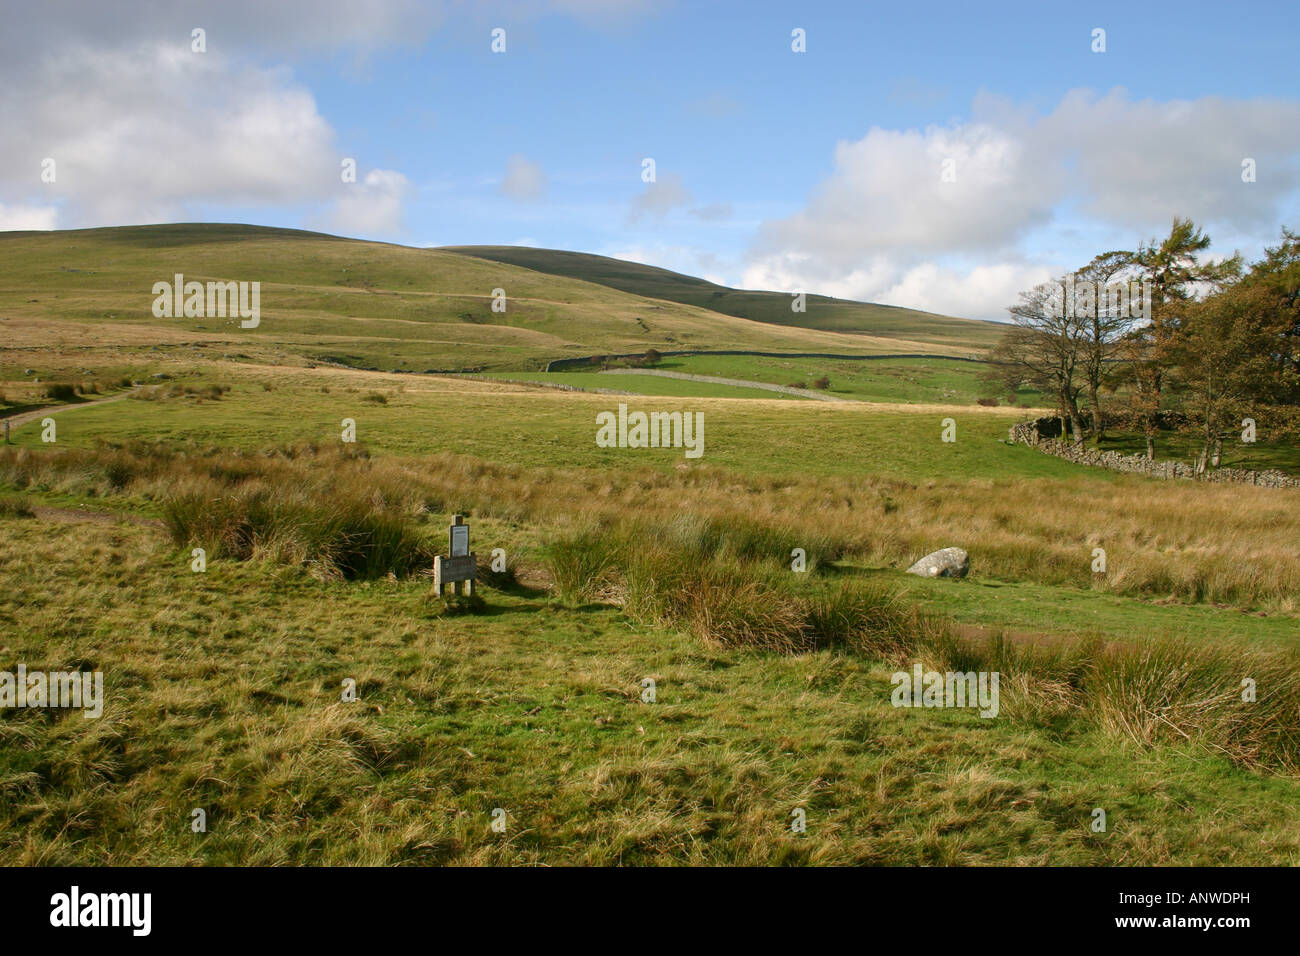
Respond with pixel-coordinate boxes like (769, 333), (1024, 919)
(786, 381), (808, 389)
(44, 383), (78, 402)
(362, 392), (388, 404)
(163, 485), (430, 580)
(811, 376), (831, 390)
(977, 397), (999, 407)
(544, 525), (620, 604)
(802, 581), (920, 658)
(0, 495), (34, 518)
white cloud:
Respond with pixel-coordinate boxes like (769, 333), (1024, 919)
(316, 169), (411, 237)
(0, 203), (59, 231)
(746, 89), (1300, 319)
(500, 155), (547, 200)
(1041, 89), (1300, 231)
(741, 254), (1053, 322)
(0, 42), (341, 227)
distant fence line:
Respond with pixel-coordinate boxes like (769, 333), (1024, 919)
(1007, 418), (1300, 489)
(544, 350), (983, 372)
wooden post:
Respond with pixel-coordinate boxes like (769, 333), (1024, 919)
(2, 419), (8, 444)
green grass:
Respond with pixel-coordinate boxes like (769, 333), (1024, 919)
(2, 315), (1297, 867)
(3, 513), (1299, 865)
(894, 572), (1300, 647)
(2, 372), (1074, 482)
(651, 354), (1042, 405)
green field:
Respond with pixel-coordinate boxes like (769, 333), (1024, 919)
(1, 370), (1077, 482)
(651, 354), (1041, 405)
(475, 356), (1043, 407)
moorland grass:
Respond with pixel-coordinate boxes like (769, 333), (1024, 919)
(2, 504), (1298, 868)
(2, 428), (1297, 611)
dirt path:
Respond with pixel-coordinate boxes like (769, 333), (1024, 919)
(1, 389), (136, 433)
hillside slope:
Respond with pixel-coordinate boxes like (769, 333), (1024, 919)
(0, 224), (982, 372)
(444, 245), (1004, 350)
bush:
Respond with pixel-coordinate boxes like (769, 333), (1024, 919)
(802, 581), (919, 658)
(44, 383), (78, 402)
(811, 376), (830, 390)
(786, 381), (808, 389)
(642, 348), (662, 366)
(0, 495), (34, 518)
(362, 392), (388, 404)
(544, 525), (620, 604)
(163, 485), (430, 580)
(977, 397), (1000, 407)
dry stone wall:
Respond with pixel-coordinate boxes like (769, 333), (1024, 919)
(1007, 418), (1300, 489)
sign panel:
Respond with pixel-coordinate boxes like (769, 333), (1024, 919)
(438, 555), (476, 580)
(451, 523), (469, 557)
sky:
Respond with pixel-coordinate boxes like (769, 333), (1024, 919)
(2, 0), (1299, 320)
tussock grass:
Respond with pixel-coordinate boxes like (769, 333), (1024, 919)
(544, 514), (1300, 774)
(5, 440), (1300, 775)
(2, 436), (1295, 610)
(163, 487), (427, 580)
(1084, 640), (1300, 773)
(922, 630), (1300, 774)
(0, 495), (34, 518)
(42, 383), (78, 402)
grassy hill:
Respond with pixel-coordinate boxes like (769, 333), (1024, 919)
(0, 224), (983, 375)
(444, 245), (1005, 351)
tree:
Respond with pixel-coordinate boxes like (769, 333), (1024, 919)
(1125, 218), (1242, 458)
(1169, 228), (1300, 466)
(1171, 283), (1283, 472)
(1237, 227), (1300, 406)
(1071, 250), (1137, 442)
(995, 278), (1089, 442)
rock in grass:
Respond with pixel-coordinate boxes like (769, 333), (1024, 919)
(906, 547), (969, 578)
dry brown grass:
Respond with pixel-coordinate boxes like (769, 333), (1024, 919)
(2, 439), (1296, 610)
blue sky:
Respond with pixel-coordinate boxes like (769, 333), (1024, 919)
(3, 0), (1299, 319)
